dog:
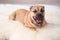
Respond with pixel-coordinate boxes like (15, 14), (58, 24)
(9, 6), (47, 30)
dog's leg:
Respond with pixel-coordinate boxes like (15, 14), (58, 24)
(9, 12), (16, 21)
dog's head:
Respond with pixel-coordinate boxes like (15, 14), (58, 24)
(29, 6), (45, 26)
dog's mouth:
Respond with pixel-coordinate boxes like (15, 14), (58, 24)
(33, 16), (44, 24)
(36, 18), (43, 24)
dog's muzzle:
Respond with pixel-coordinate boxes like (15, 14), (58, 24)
(33, 14), (44, 24)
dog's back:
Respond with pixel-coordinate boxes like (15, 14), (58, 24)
(9, 9), (29, 23)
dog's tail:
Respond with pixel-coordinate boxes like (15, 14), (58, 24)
(9, 12), (16, 21)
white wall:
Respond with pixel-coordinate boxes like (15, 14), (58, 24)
(0, 0), (60, 5)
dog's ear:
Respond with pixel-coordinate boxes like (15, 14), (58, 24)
(42, 6), (44, 9)
(30, 6), (33, 10)
(41, 6), (45, 12)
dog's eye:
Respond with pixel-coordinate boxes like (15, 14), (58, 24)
(33, 10), (37, 13)
(41, 9), (44, 12)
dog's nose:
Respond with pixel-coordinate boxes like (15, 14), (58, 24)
(36, 14), (43, 18)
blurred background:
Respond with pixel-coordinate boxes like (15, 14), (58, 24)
(0, 0), (60, 5)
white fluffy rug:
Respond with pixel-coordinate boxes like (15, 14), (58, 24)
(0, 4), (60, 40)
